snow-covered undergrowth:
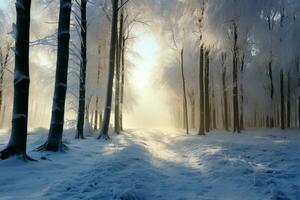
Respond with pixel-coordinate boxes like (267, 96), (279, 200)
(0, 128), (299, 200)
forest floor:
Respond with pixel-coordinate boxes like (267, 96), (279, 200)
(0, 128), (299, 200)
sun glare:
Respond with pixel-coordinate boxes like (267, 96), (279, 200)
(130, 34), (160, 91)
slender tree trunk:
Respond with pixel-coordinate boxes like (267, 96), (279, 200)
(198, 44), (205, 135)
(280, 70), (285, 130)
(114, 1), (124, 134)
(120, 37), (125, 131)
(98, 0), (119, 139)
(180, 48), (189, 134)
(204, 50), (210, 132)
(37, 0), (72, 151)
(287, 71), (291, 128)
(0, 0), (32, 160)
(94, 45), (101, 131)
(240, 54), (245, 130)
(188, 92), (195, 129)
(76, 0), (87, 139)
(221, 53), (229, 131)
(0, 43), (9, 128)
(268, 58), (274, 128)
(94, 97), (99, 131)
(232, 23), (240, 133)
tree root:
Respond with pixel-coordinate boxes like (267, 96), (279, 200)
(0, 147), (35, 161)
(36, 141), (68, 152)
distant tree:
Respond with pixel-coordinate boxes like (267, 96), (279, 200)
(232, 23), (240, 133)
(94, 44), (102, 131)
(204, 49), (210, 132)
(188, 90), (195, 129)
(239, 53), (245, 130)
(280, 70), (285, 130)
(0, 0), (32, 160)
(287, 71), (291, 128)
(37, 0), (72, 151)
(180, 48), (189, 134)
(98, 0), (119, 139)
(0, 41), (11, 128)
(221, 53), (229, 131)
(199, 44), (205, 135)
(76, 0), (88, 139)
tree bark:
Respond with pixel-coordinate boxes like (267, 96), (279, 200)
(180, 48), (189, 134)
(114, 1), (124, 134)
(98, 0), (119, 139)
(204, 50), (210, 132)
(76, 0), (88, 139)
(232, 23), (240, 133)
(120, 37), (125, 131)
(198, 44), (205, 135)
(240, 54), (245, 130)
(287, 71), (291, 128)
(221, 53), (229, 131)
(38, 0), (72, 151)
(280, 70), (285, 130)
(0, 0), (33, 160)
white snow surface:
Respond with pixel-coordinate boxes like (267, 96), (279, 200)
(0, 128), (299, 200)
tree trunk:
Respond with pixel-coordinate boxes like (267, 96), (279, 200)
(98, 0), (119, 139)
(221, 53), (229, 131)
(76, 0), (87, 139)
(188, 91), (195, 129)
(198, 44), (205, 135)
(204, 50), (210, 132)
(232, 23), (240, 133)
(240, 54), (245, 130)
(114, 1), (124, 134)
(180, 48), (189, 134)
(268, 59), (274, 128)
(287, 71), (291, 128)
(94, 97), (99, 131)
(280, 70), (285, 130)
(120, 37), (125, 131)
(37, 0), (72, 151)
(0, 0), (32, 160)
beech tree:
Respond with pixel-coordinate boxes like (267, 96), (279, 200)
(0, 0), (32, 160)
(38, 0), (72, 151)
(98, 0), (119, 139)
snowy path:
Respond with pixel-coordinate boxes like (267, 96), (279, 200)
(0, 129), (299, 200)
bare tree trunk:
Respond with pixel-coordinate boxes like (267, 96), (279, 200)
(240, 54), (245, 130)
(76, 0), (87, 139)
(0, 42), (11, 129)
(94, 97), (99, 131)
(198, 44), (205, 135)
(221, 53), (229, 131)
(180, 48), (189, 134)
(37, 0), (72, 151)
(188, 91), (195, 129)
(232, 23), (240, 133)
(280, 70), (285, 130)
(204, 50), (210, 132)
(0, 0), (33, 160)
(94, 45), (101, 131)
(120, 37), (125, 131)
(114, 1), (124, 134)
(268, 58), (274, 128)
(98, 0), (119, 139)
(287, 71), (291, 128)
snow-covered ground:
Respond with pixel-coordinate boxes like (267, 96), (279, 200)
(0, 128), (299, 200)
